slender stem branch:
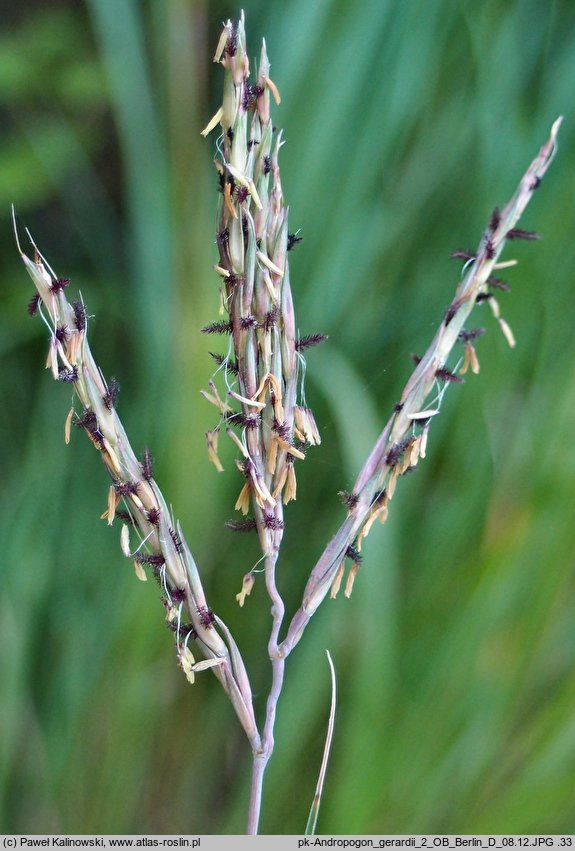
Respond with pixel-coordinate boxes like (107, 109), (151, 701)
(247, 651), (286, 833)
(265, 547), (285, 652)
(246, 548), (287, 833)
(247, 754), (268, 835)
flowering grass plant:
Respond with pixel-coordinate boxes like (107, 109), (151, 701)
(16, 13), (560, 835)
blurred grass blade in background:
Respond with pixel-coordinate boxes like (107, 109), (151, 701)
(305, 650), (337, 836)
(85, 0), (173, 426)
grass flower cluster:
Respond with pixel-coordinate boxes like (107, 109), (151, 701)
(16, 13), (560, 835)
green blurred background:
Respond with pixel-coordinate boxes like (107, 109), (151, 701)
(2, 0), (575, 835)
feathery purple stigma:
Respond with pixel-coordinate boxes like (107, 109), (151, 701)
(71, 301), (86, 331)
(242, 83), (264, 111)
(287, 233), (303, 251)
(210, 352), (239, 375)
(458, 328), (486, 343)
(225, 518), (257, 533)
(55, 324), (69, 344)
(114, 481), (140, 497)
(197, 606), (216, 628)
(236, 185), (249, 204)
(141, 447), (154, 482)
(58, 367), (78, 383)
(435, 367), (464, 383)
(451, 249), (475, 261)
(227, 412), (261, 430)
(27, 294), (41, 316)
(506, 228), (540, 241)
(338, 490), (359, 510)
(487, 276), (510, 291)
(75, 409), (104, 448)
(273, 419), (291, 441)
(170, 528), (184, 554)
(484, 239), (496, 259)
(135, 552), (165, 567)
(263, 513), (284, 530)
(385, 436), (414, 467)
(146, 507), (161, 526)
(345, 544), (363, 565)
(217, 227), (230, 246)
(295, 333), (328, 351)
(103, 377), (120, 411)
(49, 277), (70, 294)
(240, 315), (257, 329)
(263, 307), (279, 331)
(75, 409), (97, 430)
(201, 320), (232, 334)
(170, 587), (187, 604)
(225, 23), (237, 56)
